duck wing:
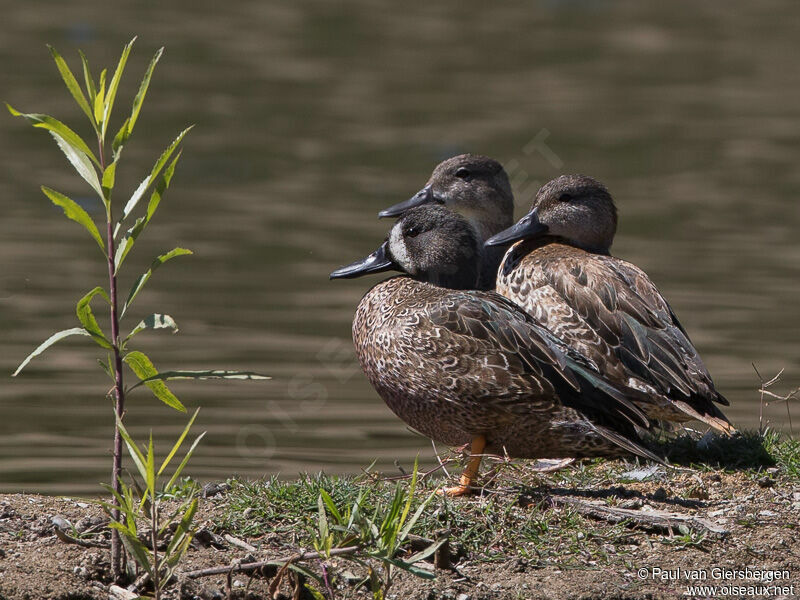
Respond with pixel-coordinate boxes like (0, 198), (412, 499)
(425, 289), (662, 462)
(529, 248), (733, 432)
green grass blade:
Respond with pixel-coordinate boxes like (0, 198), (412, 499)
(378, 556), (435, 580)
(123, 313), (178, 347)
(100, 37), (135, 140)
(114, 413), (148, 480)
(157, 408), (199, 476)
(47, 44), (96, 131)
(120, 126), (193, 224)
(128, 369), (270, 391)
(164, 431), (206, 491)
(41, 187), (106, 255)
(123, 350), (186, 412)
(129, 46), (163, 133)
(120, 248), (193, 318)
(6, 105), (100, 167)
(12, 327), (90, 376)
(319, 489), (344, 525)
(399, 490), (437, 544)
(49, 132), (103, 201)
(75, 286), (112, 349)
(165, 498), (198, 559)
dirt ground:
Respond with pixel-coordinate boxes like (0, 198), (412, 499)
(1, 465), (798, 600)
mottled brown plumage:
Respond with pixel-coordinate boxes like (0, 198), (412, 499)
(488, 175), (734, 433)
(331, 206), (662, 474)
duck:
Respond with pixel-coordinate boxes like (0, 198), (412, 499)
(485, 175), (734, 434)
(377, 154), (514, 291)
(331, 205), (662, 496)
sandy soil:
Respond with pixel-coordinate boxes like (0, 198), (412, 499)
(1, 469), (798, 599)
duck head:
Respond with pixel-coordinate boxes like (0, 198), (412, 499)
(331, 205), (482, 290)
(486, 174), (617, 254)
(378, 154), (514, 242)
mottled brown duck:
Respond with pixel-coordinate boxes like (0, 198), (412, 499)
(378, 154), (513, 290)
(331, 205), (662, 496)
(486, 175), (734, 434)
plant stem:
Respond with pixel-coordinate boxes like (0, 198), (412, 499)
(100, 137), (127, 582)
(151, 499), (160, 599)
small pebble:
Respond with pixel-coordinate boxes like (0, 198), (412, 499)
(652, 487), (668, 501)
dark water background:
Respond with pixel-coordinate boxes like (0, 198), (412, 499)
(1, 1), (798, 493)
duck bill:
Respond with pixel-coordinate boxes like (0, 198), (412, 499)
(330, 241), (398, 279)
(378, 184), (443, 218)
(485, 209), (548, 246)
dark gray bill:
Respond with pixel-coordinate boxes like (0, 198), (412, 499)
(378, 184), (442, 218)
(330, 241), (397, 279)
(485, 209), (548, 247)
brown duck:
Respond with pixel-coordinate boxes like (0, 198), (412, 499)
(331, 205), (662, 495)
(486, 175), (734, 434)
(378, 154), (513, 290)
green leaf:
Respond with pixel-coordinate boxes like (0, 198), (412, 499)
(111, 118), (129, 160)
(124, 350), (186, 412)
(114, 217), (147, 273)
(128, 369), (270, 391)
(146, 151), (181, 222)
(97, 357), (114, 381)
(41, 187), (106, 254)
(47, 44), (96, 131)
(101, 37), (135, 140)
(377, 555), (435, 580)
(76, 286), (112, 349)
(129, 46), (163, 133)
(115, 413), (148, 481)
(165, 498), (198, 559)
(319, 489), (343, 525)
(78, 50), (96, 105)
(12, 327), (90, 376)
(145, 433), (156, 496)
(113, 150), (181, 241)
(49, 132), (104, 201)
(120, 248), (192, 318)
(94, 69), (106, 124)
(109, 522), (153, 578)
(120, 126), (193, 224)
(102, 160), (117, 194)
(158, 408), (199, 476)
(6, 105), (100, 167)
(123, 313), (178, 347)
(405, 535), (446, 565)
(164, 431), (206, 491)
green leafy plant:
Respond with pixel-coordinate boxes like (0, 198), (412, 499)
(307, 461), (443, 599)
(8, 37), (267, 580)
(99, 411), (203, 598)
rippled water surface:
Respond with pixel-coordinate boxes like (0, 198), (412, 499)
(1, 1), (799, 493)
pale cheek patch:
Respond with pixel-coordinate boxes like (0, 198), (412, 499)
(389, 224), (414, 273)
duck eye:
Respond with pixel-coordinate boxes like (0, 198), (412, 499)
(558, 193), (573, 202)
(405, 226), (421, 238)
(455, 167), (472, 180)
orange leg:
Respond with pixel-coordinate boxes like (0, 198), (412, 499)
(438, 435), (486, 497)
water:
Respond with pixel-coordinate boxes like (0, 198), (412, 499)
(1, 1), (798, 494)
